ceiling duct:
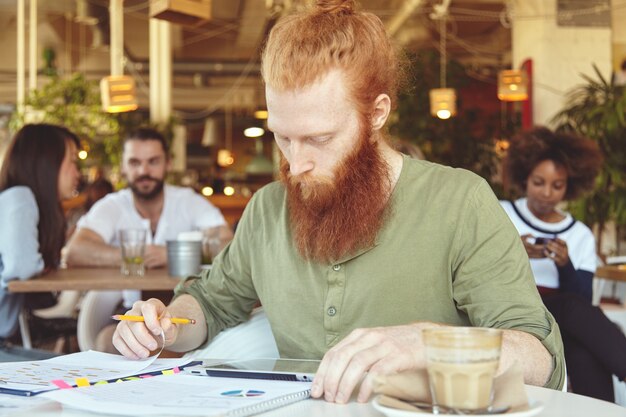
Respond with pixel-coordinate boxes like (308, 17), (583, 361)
(129, 58), (261, 76)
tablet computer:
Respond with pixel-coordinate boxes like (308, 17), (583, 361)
(184, 358), (320, 382)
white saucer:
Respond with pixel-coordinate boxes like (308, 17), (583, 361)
(372, 396), (544, 417)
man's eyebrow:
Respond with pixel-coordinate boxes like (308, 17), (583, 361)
(270, 129), (334, 138)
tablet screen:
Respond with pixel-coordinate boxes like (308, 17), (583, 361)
(202, 358), (320, 375)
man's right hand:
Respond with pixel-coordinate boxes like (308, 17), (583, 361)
(112, 298), (179, 359)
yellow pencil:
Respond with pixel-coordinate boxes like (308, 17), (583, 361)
(111, 314), (196, 325)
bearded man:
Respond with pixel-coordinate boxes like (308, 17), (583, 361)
(112, 0), (565, 403)
(65, 127), (232, 308)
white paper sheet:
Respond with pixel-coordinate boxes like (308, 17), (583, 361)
(43, 374), (311, 416)
(0, 350), (189, 396)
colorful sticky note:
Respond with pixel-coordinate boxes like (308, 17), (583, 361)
(51, 380), (72, 389)
(75, 377), (90, 387)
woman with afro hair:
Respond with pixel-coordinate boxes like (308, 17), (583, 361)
(501, 126), (626, 402)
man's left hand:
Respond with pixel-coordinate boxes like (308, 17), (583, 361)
(144, 244), (167, 268)
(311, 322), (440, 403)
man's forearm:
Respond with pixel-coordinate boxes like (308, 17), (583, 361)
(165, 294), (208, 352)
(65, 234), (121, 267)
(499, 329), (553, 386)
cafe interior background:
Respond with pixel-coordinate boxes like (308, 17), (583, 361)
(0, 0), (625, 254)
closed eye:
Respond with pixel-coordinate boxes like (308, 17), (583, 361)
(308, 136), (331, 145)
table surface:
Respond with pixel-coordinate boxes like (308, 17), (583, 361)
(596, 265), (626, 283)
(7, 267), (182, 293)
(3, 385), (625, 417)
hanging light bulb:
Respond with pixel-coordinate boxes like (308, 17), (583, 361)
(429, 7), (456, 119)
(498, 69), (529, 101)
(217, 108), (235, 167)
(244, 127), (265, 138)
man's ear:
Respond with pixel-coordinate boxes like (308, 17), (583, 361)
(371, 94), (391, 132)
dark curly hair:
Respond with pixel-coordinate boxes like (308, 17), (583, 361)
(503, 126), (603, 201)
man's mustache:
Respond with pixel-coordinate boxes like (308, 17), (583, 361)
(133, 175), (159, 183)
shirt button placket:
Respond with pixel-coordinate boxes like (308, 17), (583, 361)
(325, 263), (345, 346)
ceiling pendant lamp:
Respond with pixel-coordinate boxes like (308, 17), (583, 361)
(429, 88), (456, 120)
(100, 75), (137, 113)
(497, 69), (528, 101)
(429, 5), (456, 120)
(217, 108), (235, 167)
(150, 0), (211, 26)
(101, 0), (137, 113)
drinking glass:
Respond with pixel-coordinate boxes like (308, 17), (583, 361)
(423, 327), (502, 412)
(201, 227), (222, 264)
(119, 229), (147, 277)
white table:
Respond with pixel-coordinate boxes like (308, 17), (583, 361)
(3, 385), (625, 417)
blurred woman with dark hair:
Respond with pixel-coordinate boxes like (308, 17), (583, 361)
(0, 124), (80, 354)
(501, 126), (626, 401)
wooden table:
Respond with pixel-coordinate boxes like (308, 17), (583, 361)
(595, 265), (626, 283)
(593, 265), (626, 306)
(7, 268), (182, 293)
(8, 268), (184, 350)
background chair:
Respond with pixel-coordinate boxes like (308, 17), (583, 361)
(76, 290), (123, 352)
(17, 290), (82, 352)
(593, 256), (626, 332)
(592, 256), (626, 406)
(184, 307), (279, 360)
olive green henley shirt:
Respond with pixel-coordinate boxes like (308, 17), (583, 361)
(176, 156), (565, 390)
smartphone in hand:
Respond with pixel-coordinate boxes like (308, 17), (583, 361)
(534, 237), (553, 245)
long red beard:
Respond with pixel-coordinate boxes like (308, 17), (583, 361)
(280, 130), (392, 263)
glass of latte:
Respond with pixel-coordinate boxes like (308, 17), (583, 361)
(423, 327), (503, 412)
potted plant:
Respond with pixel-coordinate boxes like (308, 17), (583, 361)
(389, 50), (501, 183)
(10, 73), (175, 178)
(552, 65), (626, 254)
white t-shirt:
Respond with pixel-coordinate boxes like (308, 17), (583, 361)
(77, 184), (226, 245)
(77, 184), (226, 307)
(500, 198), (597, 289)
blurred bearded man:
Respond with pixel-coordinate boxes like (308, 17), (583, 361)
(112, 0), (565, 404)
(65, 128), (232, 298)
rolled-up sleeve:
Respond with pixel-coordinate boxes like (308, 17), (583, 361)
(451, 180), (565, 390)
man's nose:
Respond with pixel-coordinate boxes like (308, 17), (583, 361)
(137, 162), (149, 175)
(289, 143), (314, 177)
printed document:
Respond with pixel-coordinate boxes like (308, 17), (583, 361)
(0, 350), (188, 396)
(44, 374), (312, 416)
